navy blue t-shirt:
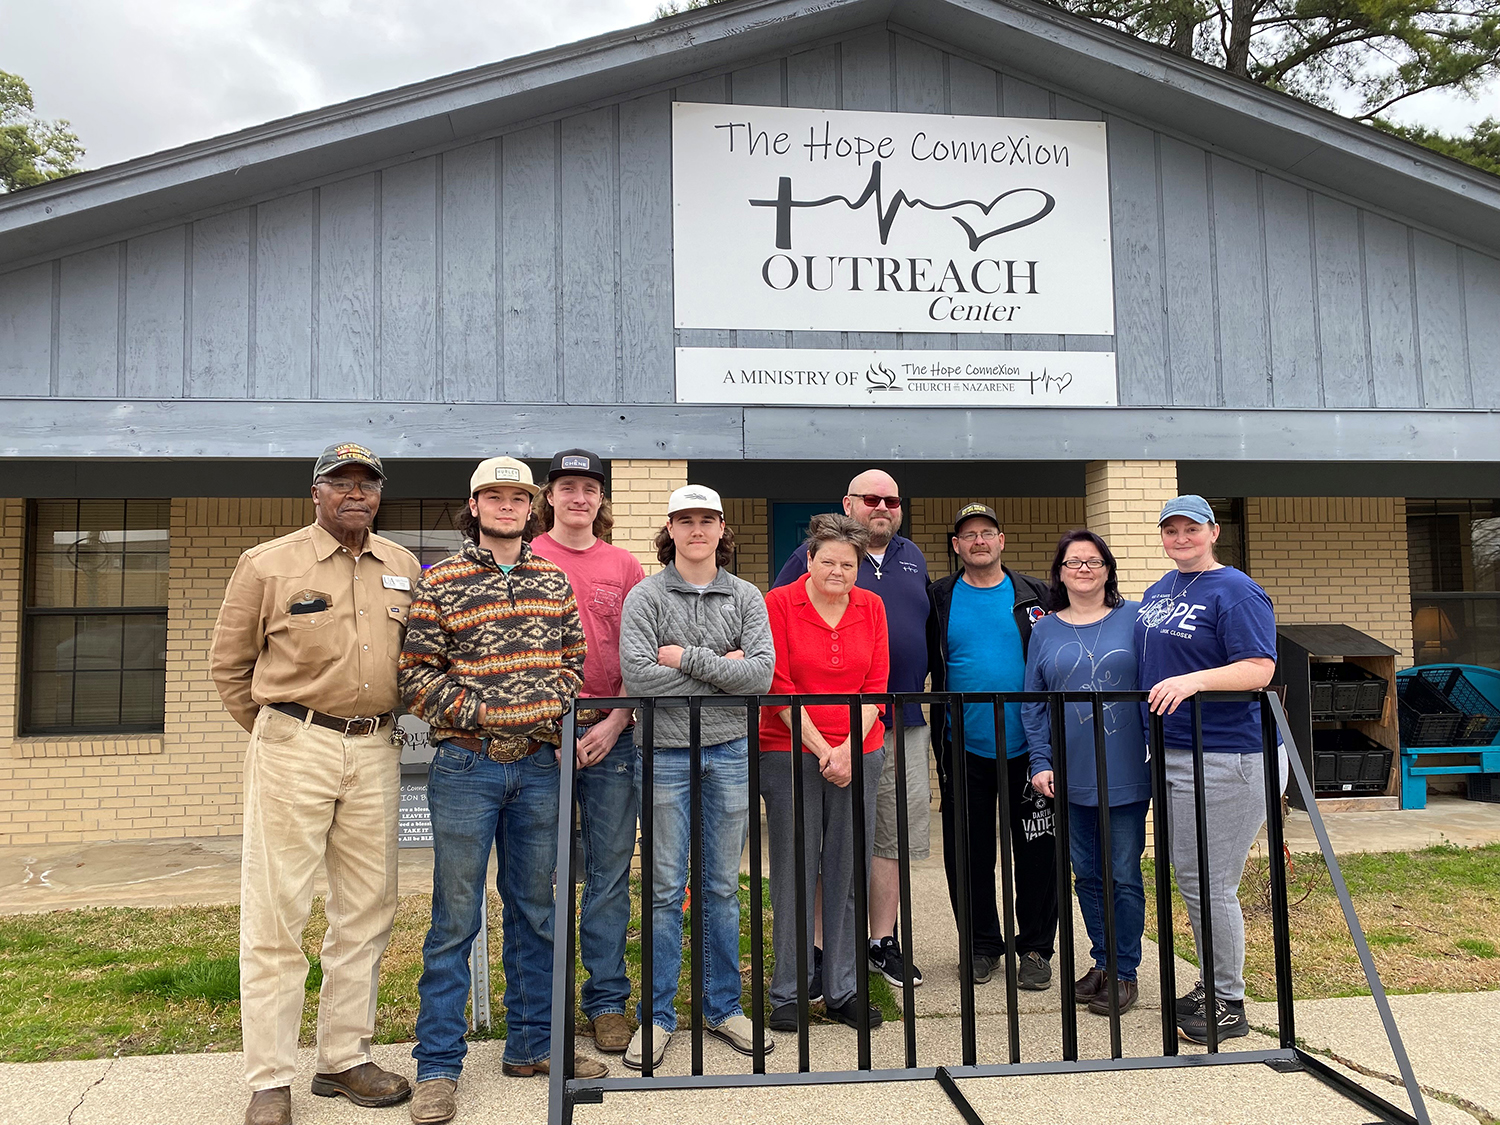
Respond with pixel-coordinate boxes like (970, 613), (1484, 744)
(773, 535), (930, 728)
(1135, 567), (1277, 753)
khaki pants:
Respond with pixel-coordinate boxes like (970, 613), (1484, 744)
(240, 705), (401, 1090)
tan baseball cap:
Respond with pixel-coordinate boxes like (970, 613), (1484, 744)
(470, 456), (539, 498)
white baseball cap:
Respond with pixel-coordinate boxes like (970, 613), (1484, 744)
(666, 484), (724, 517)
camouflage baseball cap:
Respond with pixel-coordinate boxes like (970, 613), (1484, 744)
(312, 442), (386, 482)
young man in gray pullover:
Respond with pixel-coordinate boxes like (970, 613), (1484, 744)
(618, 484), (775, 1070)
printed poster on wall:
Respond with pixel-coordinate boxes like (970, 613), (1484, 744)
(672, 103), (1114, 335)
(676, 348), (1118, 406)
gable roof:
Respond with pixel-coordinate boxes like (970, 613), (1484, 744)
(3, 0), (1499, 266)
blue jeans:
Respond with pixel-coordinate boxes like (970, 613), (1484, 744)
(576, 726), (638, 1019)
(1068, 800), (1148, 981)
(634, 736), (749, 1033)
(414, 741), (560, 1078)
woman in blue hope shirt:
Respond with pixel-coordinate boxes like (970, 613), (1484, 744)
(1024, 531), (1150, 1018)
(1137, 495), (1283, 1045)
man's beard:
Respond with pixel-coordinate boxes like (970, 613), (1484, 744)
(867, 517), (898, 549)
(481, 520), (525, 541)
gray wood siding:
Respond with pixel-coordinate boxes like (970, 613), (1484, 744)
(1, 28), (1496, 412)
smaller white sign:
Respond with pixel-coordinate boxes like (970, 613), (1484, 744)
(676, 348), (1117, 407)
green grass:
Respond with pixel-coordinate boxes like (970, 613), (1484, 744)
(1457, 938), (1498, 959)
(0, 873), (895, 1063)
(1144, 841), (1500, 1001)
(124, 956), (241, 1005)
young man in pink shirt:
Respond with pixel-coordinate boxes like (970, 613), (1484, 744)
(529, 449), (646, 1054)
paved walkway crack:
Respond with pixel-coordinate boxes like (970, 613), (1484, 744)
(1303, 1040), (1495, 1125)
(65, 1057), (116, 1125)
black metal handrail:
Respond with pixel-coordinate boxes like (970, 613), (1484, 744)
(541, 690), (1431, 1125)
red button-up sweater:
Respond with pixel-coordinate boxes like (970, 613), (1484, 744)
(759, 577), (889, 754)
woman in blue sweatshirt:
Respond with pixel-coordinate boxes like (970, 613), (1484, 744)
(1023, 530), (1149, 1018)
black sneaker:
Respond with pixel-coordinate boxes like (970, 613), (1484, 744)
(1177, 997), (1249, 1044)
(825, 997), (884, 1030)
(810, 945), (824, 1004)
(868, 936), (925, 988)
(768, 1002), (799, 1032)
(1176, 980), (1206, 1018)
(972, 953), (999, 984)
(1018, 951), (1053, 991)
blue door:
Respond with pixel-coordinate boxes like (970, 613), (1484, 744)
(771, 501), (842, 581)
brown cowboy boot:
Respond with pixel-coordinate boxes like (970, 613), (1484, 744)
(309, 1061), (411, 1106)
(245, 1087), (291, 1125)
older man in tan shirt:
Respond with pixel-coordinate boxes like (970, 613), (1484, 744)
(212, 442), (424, 1125)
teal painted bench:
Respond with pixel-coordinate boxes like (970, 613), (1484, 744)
(1398, 663), (1500, 810)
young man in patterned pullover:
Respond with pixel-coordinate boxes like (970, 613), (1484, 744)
(399, 455), (604, 1125)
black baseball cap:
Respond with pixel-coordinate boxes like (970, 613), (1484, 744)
(952, 502), (1000, 535)
(547, 448), (606, 484)
(312, 442), (386, 482)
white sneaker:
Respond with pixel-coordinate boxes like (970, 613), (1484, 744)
(707, 1013), (775, 1057)
(623, 1024), (672, 1070)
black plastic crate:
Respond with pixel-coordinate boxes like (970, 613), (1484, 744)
(1398, 675), (1464, 747)
(1312, 729), (1393, 793)
(1469, 774), (1500, 803)
(1412, 667), (1500, 747)
(1309, 662), (1388, 722)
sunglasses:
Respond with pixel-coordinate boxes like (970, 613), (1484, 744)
(853, 494), (902, 510)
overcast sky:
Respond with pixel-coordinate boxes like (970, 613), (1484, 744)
(4, 0), (1496, 172)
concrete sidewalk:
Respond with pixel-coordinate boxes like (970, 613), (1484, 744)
(2, 796), (1497, 1123)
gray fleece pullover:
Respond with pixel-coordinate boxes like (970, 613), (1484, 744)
(619, 563), (775, 747)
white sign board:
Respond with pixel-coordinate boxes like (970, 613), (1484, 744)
(676, 348), (1117, 406)
(672, 103), (1114, 335)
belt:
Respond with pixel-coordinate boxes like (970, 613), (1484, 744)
(446, 734), (548, 762)
(270, 702), (395, 738)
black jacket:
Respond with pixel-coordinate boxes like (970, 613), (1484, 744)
(927, 566), (1053, 785)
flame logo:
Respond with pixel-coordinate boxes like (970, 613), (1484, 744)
(866, 362), (900, 393)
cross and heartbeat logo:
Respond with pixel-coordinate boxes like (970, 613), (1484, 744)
(748, 161), (1056, 251)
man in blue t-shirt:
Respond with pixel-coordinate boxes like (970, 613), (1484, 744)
(927, 503), (1058, 990)
(773, 468), (931, 991)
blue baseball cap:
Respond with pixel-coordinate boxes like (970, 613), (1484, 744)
(1158, 494), (1216, 526)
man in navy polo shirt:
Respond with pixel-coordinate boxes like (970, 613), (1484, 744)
(772, 468), (931, 991)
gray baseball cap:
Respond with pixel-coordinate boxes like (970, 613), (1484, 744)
(1158, 494), (1216, 526)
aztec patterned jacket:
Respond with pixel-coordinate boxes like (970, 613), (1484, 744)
(399, 539), (586, 759)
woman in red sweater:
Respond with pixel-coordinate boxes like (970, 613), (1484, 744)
(760, 513), (890, 1033)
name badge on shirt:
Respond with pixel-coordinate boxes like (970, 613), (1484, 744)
(382, 575), (411, 590)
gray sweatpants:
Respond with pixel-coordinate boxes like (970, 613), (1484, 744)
(1164, 745), (1288, 1002)
(761, 748), (884, 1010)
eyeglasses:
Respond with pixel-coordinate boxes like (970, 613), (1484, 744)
(1062, 558), (1107, 570)
(318, 477), (384, 496)
(853, 494), (901, 509)
(955, 529), (1000, 543)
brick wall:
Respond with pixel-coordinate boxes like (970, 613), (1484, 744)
(610, 460), (687, 575)
(0, 498), (311, 845)
(908, 497), (1086, 579)
(722, 498), (770, 591)
(1246, 497), (1414, 667)
(0, 484), (1421, 845)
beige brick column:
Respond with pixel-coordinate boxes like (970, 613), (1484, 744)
(1085, 460), (1178, 600)
(0, 499), (23, 751)
(610, 459), (687, 575)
